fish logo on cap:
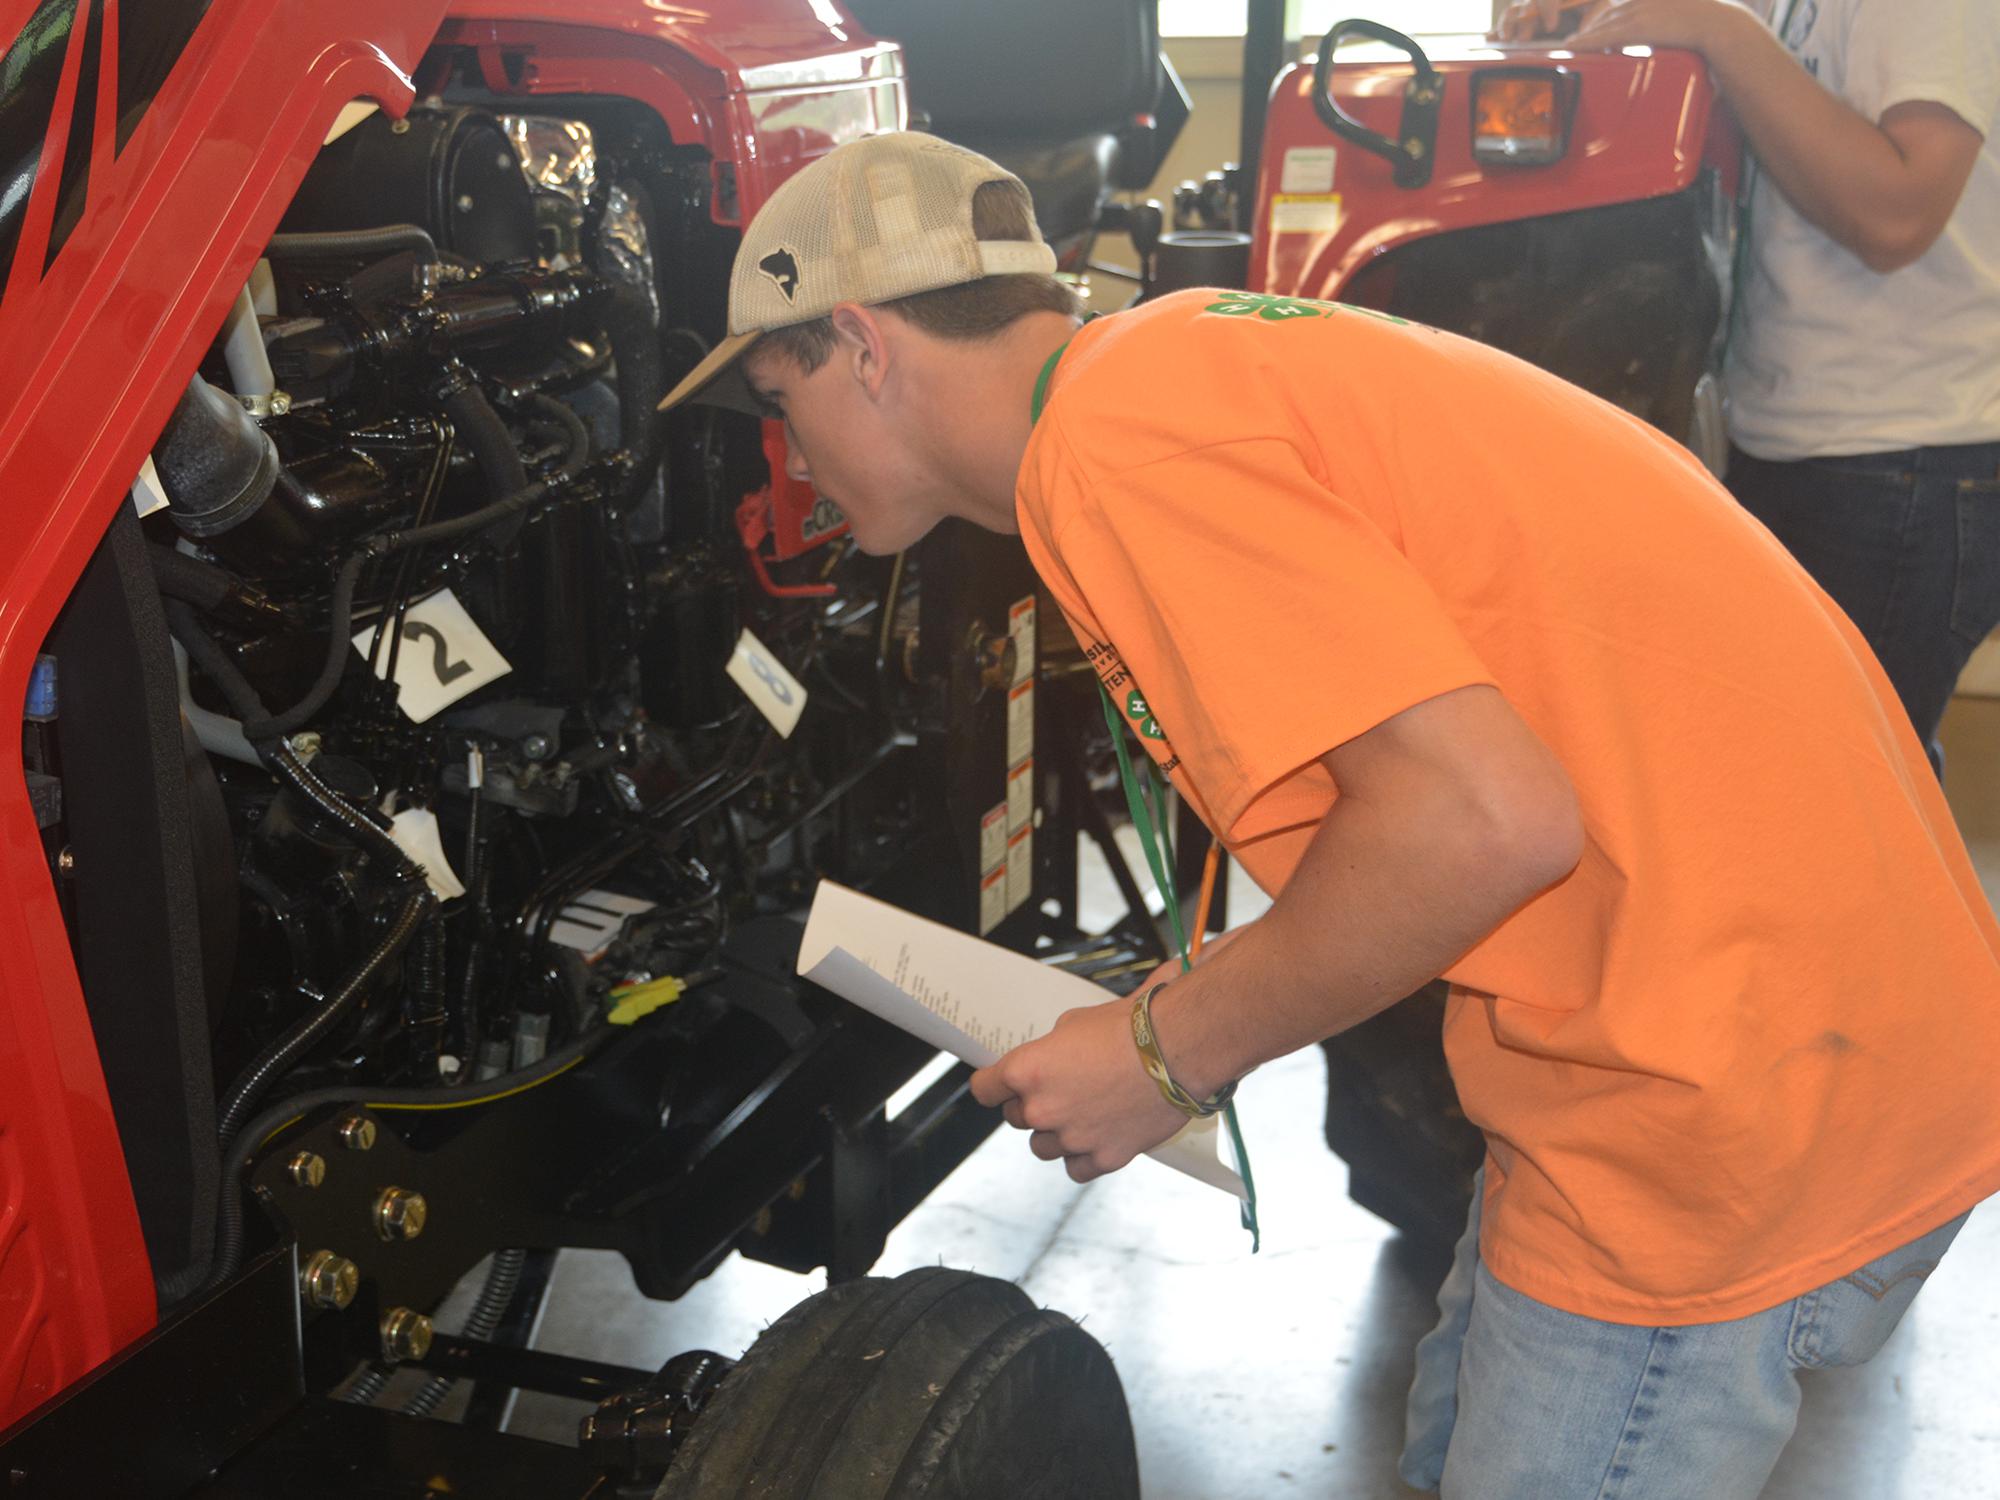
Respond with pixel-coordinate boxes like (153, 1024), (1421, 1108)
(758, 247), (802, 304)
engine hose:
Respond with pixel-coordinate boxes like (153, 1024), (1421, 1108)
(179, 396), (588, 743)
(151, 546), (244, 614)
(211, 744), (435, 1146)
(166, 1025), (619, 1305)
(265, 224), (438, 264)
(369, 393), (591, 555)
(164, 598), (279, 732)
(399, 1248), (528, 1419)
(441, 381), (530, 516)
(211, 880), (433, 1150)
(603, 282), (667, 505)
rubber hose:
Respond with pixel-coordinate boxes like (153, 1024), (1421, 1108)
(196, 884), (430, 1293)
(603, 282), (667, 503)
(151, 547), (243, 613)
(442, 382), (530, 508)
(240, 548), (366, 741)
(372, 394), (590, 554)
(211, 881), (432, 1150)
(265, 224), (439, 263)
(164, 1027), (615, 1306)
(399, 1248), (528, 1418)
(211, 745), (434, 1146)
(215, 395), (587, 742)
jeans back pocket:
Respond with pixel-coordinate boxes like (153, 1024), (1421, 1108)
(1787, 1211), (1971, 1369)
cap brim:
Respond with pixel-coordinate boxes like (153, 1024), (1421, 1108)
(657, 329), (764, 416)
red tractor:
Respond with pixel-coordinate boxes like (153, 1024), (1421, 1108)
(1143, 9), (1743, 1250)
(0, 2), (1182, 1493)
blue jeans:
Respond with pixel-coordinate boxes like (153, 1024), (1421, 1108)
(1399, 1174), (1971, 1499)
(1725, 440), (2000, 773)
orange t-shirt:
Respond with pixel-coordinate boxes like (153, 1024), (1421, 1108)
(1016, 288), (2000, 1324)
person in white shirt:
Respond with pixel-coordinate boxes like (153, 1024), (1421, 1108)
(1497, 0), (2000, 771)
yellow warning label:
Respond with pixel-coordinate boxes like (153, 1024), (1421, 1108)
(1270, 192), (1343, 235)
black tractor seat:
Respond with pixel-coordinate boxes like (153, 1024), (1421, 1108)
(847, 0), (1165, 252)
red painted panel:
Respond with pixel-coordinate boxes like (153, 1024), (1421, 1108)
(0, 0), (896, 1425)
(1252, 41), (1740, 302)
(0, 0), (451, 1428)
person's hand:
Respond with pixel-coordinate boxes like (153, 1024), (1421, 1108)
(1490, 0), (1574, 42)
(1568, 0), (1734, 53)
(969, 994), (1188, 1184)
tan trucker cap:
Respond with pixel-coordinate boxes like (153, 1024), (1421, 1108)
(656, 132), (1058, 414)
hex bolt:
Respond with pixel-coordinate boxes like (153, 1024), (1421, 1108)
(337, 1114), (377, 1151)
(374, 1186), (428, 1242)
(300, 1250), (359, 1310)
(379, 1307), (435, 1364)
(287, 1151), (327, 1188)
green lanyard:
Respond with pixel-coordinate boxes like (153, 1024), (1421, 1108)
(1033, 342), (1260, 1250)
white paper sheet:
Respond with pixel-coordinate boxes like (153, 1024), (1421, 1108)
(797, 880), (1245, 1199)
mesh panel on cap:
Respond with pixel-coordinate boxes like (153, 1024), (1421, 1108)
(727, 134), (1043, 336)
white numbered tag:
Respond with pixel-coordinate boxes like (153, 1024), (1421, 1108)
(726, 628), (808, 738)
(351, 588), (512, 723)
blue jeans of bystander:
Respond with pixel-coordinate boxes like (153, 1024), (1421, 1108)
(1725, 440), (2000, 773)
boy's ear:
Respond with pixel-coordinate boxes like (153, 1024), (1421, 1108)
(830, 302), (891, 398)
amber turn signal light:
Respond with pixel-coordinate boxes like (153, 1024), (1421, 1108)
(1472, 68), (1578, 167)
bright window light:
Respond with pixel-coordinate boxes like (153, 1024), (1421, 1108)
(1160, 1), (1494, 38)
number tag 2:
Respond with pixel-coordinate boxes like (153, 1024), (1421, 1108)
(351, 587), (513, 723)
(726, 628), (808, 738)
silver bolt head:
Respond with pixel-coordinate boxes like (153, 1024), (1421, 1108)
(337, 1114), (377, 1151)
(287, 1151), (327, 1188)
(301, 1250), (359, 1310)
(268, 391), (293, 416)
(456, 193), (476, 213)
(288, 731), (323, 759)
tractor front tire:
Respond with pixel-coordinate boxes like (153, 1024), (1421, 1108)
(656, 1267), (1139, 1500)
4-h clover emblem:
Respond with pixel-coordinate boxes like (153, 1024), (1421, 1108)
(1203, 290), (1409, 326)
(1205, 291), (1331, 321)
(1125, 689), (1165, 741)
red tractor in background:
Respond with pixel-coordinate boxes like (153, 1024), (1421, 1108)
(1137, 8), (1743, 1250)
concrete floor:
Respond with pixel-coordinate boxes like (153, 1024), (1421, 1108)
(490, 698), (2000, 1497)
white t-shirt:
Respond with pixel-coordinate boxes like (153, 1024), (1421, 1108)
(1726, 0), (2000, 460)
